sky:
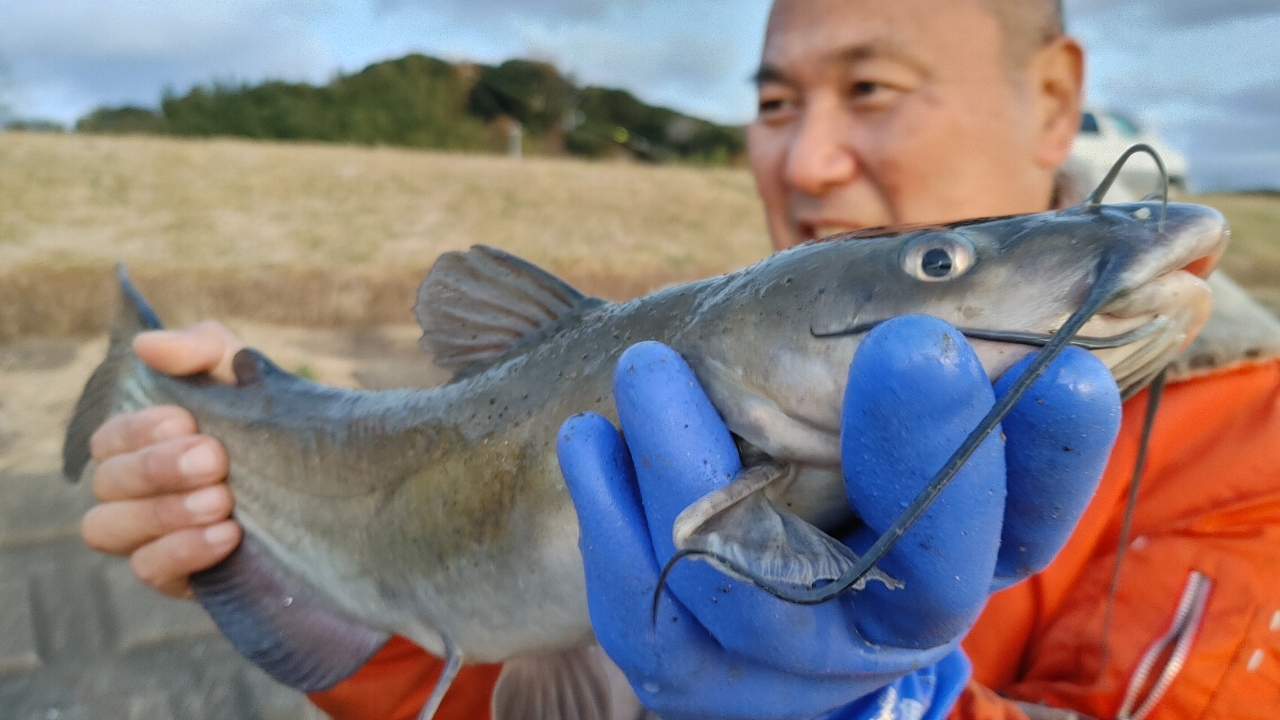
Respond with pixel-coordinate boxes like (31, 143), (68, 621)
(0, 0), (1276, 190)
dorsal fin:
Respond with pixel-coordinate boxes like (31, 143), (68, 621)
(414, 245), (603, 374)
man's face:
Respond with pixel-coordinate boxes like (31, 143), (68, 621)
(750, 0), (1079, 250)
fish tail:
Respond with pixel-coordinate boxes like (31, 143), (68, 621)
(62, 264), (164, 482)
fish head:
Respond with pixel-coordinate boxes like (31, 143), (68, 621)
(684, 200), (1228, 474)
(848, 200), (1230, 394)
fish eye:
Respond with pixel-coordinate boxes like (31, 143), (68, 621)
(900, 233), (975, 282)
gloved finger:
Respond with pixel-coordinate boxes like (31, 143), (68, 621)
(991, 345), (1121, 589)
(611, 342), (874, 671)
(557, 412), (696, 673)
(558, 413), (922, 719)
(612, 341), (741, 551)
(841, 316), (1005, 649)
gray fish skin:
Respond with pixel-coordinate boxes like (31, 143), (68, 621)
(65, 201), (1227, 674)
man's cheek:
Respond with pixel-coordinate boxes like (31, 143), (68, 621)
(747, 126), (798, 249)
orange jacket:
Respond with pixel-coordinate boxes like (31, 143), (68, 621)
(958, 357), (1280, 718)
(311, 358), (1280, 720)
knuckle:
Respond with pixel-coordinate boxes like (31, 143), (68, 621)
(157, 578), (195, 600)
(79, 508), (110, 552)
(92, 451), (139, 500)
(138, 443), (181, 490)
(132, 533), (200, 590)
(138, 435), (211, 492)
(193, 321), (236, 350)
(180, 528), (220, 566)
(150, 495), (191, 533)
(129, 552), (167, 590)
(192, 320), (226, 335)
(121, 410), (158, 449)
(135, 406), (195, 446)
(89, 414), (131, 461)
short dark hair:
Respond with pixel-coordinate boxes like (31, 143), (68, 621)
(980, 0), (1065, 70)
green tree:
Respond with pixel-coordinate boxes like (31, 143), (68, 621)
(74, 53), (744, 165)
(468, 60), (577, 136)
(76, 106), (169, 134)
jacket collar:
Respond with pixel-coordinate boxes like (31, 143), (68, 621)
(1168, 271), (1280, 382)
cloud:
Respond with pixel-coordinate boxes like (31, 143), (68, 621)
(377, 0), (653, 23)
(1067, 0), (1280, 190)
(1067, 0), (1280, 27)
(0, 0), (331, 61)
(516, 21), (749, 121)
(0, 0), (770, 127)
(0, 0), (336, 121)
(1228, 83), (1280, 116)
(1182, 82), (1280, 190)
(357, 0), (770, 123)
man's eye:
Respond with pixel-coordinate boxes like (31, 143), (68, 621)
(848, 80), (903, 110)
(757, 94), (797, 121)
(851, 81), (879, 97)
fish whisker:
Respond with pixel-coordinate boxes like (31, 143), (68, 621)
(810, 316), (1167, 350)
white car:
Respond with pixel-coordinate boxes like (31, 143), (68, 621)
(1071, 109), (1189, 197)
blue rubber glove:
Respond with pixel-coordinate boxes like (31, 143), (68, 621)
(557, 315), (1121, 719)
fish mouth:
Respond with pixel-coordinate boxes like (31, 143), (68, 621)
(955, 204), (1229, 397)
(1061, 205), (1229, 395)
(1085, 276), (1209, 397)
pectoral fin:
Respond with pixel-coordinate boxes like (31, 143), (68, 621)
(491, 645), (643, 720)
(669, 463), (901, 596)
(191, 535), (389, 692)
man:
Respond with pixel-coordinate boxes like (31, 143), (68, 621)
(81, 0), (1280, 718)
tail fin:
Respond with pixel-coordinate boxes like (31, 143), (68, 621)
(62, 264), (164, 482)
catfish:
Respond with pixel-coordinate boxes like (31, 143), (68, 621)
(64, 192), (1228, 718)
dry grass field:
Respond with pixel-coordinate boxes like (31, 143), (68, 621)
(2, 131), (1278, 344)
(0, 131), (772, 340)
(1196, 192), (1280, 311)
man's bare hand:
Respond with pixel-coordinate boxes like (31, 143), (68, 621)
(79, 321), (245, 599)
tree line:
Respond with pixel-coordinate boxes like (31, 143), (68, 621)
(74, 54), (745, 165)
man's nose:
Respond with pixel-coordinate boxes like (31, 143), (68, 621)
(783, 99), (859, 195)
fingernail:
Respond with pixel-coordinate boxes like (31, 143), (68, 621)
(204, 522), (238, 546)
(178, 444), (219, 477)
(184, 486), (225, 516)
(153, 417), (190, 442)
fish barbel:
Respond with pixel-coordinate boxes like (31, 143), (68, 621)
(63, 180), (1227, 715)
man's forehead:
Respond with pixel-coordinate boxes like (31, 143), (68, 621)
(758, 0), (994, 78)
(754, 37), (926, 85)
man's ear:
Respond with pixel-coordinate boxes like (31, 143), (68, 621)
(1028, 36), (1085, 170)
